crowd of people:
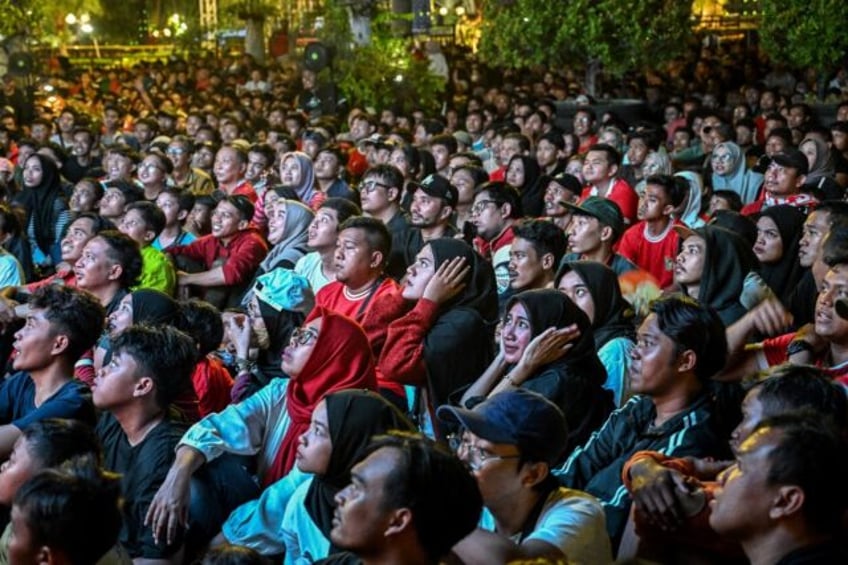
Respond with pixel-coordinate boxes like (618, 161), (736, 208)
(0, 40), (845, 564)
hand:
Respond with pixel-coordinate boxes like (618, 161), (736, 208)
(422, 256), (470, 305)
(224, 314), (252, 358)
(748, 298), (792, 336)
(517, 325), (579, 373)
(145, 464), (191, 546)
(629, 458), (686, 531)
(688, 457), (733, 480)
(0, 296), (18, 325)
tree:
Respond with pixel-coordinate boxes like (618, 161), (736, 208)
(478, 0), (693, 96)
(758, 0), (848, 73)
(223, 0), (280, 65)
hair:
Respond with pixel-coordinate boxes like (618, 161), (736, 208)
(768, 127), (794, 147)
(103, 179), (143, 207)
(821, 224), (848, 267)
(754, 412), (848, 534)
(429, 133), (458, 155)
(29, 286), (105, 361)
(338, 216), (392, 267)
(512, 219), (567, 267)
(454, 164), (489, 188)
(159, 187), (196, 214)
(125, 201), (166, 237)
(753, 365), (848, 427)
(649, 293), (728, 382)
(14, 455), (122, 565)
(502, 132), (531, 154)
(364, 164), (404, 191)
(317, 144), (347, 168)
(75, 177), (105, 201)
(22, 419), (102, 469)
(361, 432), (482, 562)
(539, 130), (565, 151)
(220, 194), (255, 223)
(816, 200), (848, 228)
(110, 324), (197, 408)
(711, 189), (744, 212)
(320, 197), (361, 225)
(94, 230), (143, 288)
(170, 134), (194, 154)
(474, 181), (523, 219)
(248, 143), (275, 167)
(177, 298), (224, 357)
(587, 143), (621, 168)
(644, 174), (687, 208)
(201, 544), (271, 565)
(220, 143), (248, 165)
(0, 201), (20, 236)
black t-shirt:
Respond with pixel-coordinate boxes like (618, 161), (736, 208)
(96, 412), (188, 559)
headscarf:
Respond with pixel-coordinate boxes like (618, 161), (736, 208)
(675, 171), (706, 229)
(711, 141), (763, 205)
(256, 299), (305, 382)
(130, 289), (179, 325)
(264, 307), (377, 484)
(303, 390), (415, 543)
(756, 204), (806, 305)
(508, 155), (544, 217)
(636, 150), (673, 195)
(557, 261), (635, 349)
(800, 137), (835, 186)
(281, 151), (317, 207)
(14, 154), (65, 253)
(259, 199), (315, 273)
(427, 238), (498, 322)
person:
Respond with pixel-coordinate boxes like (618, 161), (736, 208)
(380, 238), (498, 435)
(98, 179), (144, 224)
(118, 201), (176, 295)
(508, 219), (567, 293)
(554, 294), (729, 547)
(213, 145), (256, 202)
(754, 205), (806, 306)
(563, 196), (638, 276)
(710, 141), (764, 204)
(94, 324), (197, 563)
(742, 149), (815, 215)
(580, 144), (638, 225)
(153, 188), (198, 250)
(542, 172), (581, 231)
(799, 135), (841, 199)
(470, 182), (522, 301)
(442, 390), (612, 564)
(314, 145), (356, 202)
(252, 196), (314, 279)
(137, 151), (173, 202)
(318, 432), (482, 565)
(167, 136), (215, 196)
(278, 390), (417, 561)
(505, 155), (544, 217)
(674, 171), (707, 229)
(280, 151), (320, 209)
(710, 413), (848, 564)
(295, 198), (361, 292)
(359, 165), (409, 259)
(145, 308), (377, 551)
(461, 289), (612, 454)
(73, 230), (143, 315)
(9, 455), (123, 565)
(557, 261), (636, 406)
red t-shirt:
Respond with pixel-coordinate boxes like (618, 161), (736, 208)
(617, 220), (681, 289)
(580, 178), (639, 225)
(192, 355), (234, 417)
(761, 332), (848, 383)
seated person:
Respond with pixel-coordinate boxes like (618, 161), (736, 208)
(563, 196), (638, 276)
(0, 204), (24, 287)
(508, 219), (567, 293)
(153, 188), (197, 250)
(118, 201), (176, 295)
(294, 198), (361, 293)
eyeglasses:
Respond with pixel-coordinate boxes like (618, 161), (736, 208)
(139, 162), (165, 172)
(360, 179), (391, 194)
(167, 148), (186, 156)
(711, 153), (733, 163)
(471, 200), (498, 215)
(289, 326), (319, 347)
(447, 433), (520, 472)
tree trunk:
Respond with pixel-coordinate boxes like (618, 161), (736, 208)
(245, 16), (266, 64)
(585, 58), (601, 98)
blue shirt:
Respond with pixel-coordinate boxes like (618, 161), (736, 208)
(0, 371), (95, 429)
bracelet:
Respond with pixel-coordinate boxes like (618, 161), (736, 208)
(235, 357), (254, 373)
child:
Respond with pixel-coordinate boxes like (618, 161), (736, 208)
(153, 187), (197, 250)
(118, 201), (176, 295)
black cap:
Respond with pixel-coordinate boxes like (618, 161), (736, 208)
(770, 149), (809, 176)
(548, 172), (583, 196)
(437, 389), (568, 466)
(409, 174), (458, 208)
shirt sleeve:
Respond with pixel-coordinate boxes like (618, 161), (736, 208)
(221, 234), (267, 286)
(525, 492), (612, 563)
(760, 332), (794, 367)
(379, 299), (440, 387)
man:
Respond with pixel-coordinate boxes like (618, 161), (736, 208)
(63, 126), (103, 183)
(212, 144), (256, 202)
(50, 108), (76, 150)
(543, 172), (581, 231)
(245, 143), (278, 203)
(105, 145), (139, 183)
(441, 390), (612, 564)
(101, 103), (123, 147)
(99, 179), (144, 224)
(555, 294), (729, 546)
(563, 197), (638, 276)
(617, 174), (687, 288)
(360, 164), (409, 236)
(94, 324), (196, 563)
(315, 145), (355, 201)
(470, 182), (522, 300)
(346, 113), (376, 179)
(508, 219), (567, 293)
(74, 230), (143, 315)
(429, 133), (457, 176)
(573, 107), (598, 154)
(491, 132), (530, 182)
(580, 143), (638, 224)
(710, 413), (848, 564)
(295, 198), (361, 292)
(0, 286), (102, 459)
(170, 195), (268, 309)
(323, 432), (482, 565)
(166, 136), (215, 196)
(132, 117), (158, 153)
(742, 149), (812, 215)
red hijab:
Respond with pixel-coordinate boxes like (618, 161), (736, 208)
(264, 306), (377, 484)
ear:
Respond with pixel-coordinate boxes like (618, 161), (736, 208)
(132, 376), (155, 399)
(608, 162), (619, 177)
(770, 485), (805, 521)
(599, 225), (614, 243)
(519, 461), (550, 489)
(237, 219), (250, 230)
(383, 507), (414, 538)
(369, 250), (384, 270)
(662, 203), (675, 216)
(107, 263), (123, 282)
(143, 229), (156, 244)
(794, 174), (807, 189)
(177, 209), (188, 221)
(500, 203), (512, 220)
(50, 334), (69, 357)
(35, 545), (52, 565)
(438, 205), (454, 222)
(387, 187), (399, 203)
(541, 252), (555, 271)
(676, 349), (697, 374)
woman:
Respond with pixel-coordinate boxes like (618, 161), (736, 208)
(13, 153), (71, 275)
(710, 141), (763, 204)
(799, 136), (842, 200)
(380, 238), (498, 435)
(256, 197), (314, 276)
(635, 150), (673, 196)
(461, 289), (613, 453)
(674, 171), (707, 228)
(137, 151), (171, 201)
(754, 204), (806, 305)
(146, 307), (377, 549)
(505, 154), (544, 217)
(280, 151), (319, 209)
(557, 261), (636, 407)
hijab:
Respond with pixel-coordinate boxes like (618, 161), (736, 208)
(259, 199), (315, 273)
(427, 238), (498, 322)
(675, 171), (706, 229)
(303, 390), (416, 542)
(15, 154), (65, 253)
(800, 137), (836, 186)
(130, 289), (179, 325)
(557, 261), (635, 349)
(508, 155), (544, 217)
(264, 307), (378, 485)
(711, 141), (763, 205)
(281, 152), (317, 206)
(256, 299), (305, 381)
(636, 150), (673, 195)
(756, 204), (806, 304)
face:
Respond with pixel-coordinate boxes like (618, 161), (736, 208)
(119, 208), (154, 245)
(582, 150), (614, 185)
(466, 113), (482, 135)
(543, 181), (575, 218)
(450, 168), (476, 206)
(308, 208), (340, 249)
(21, 156), (43, 188)
(92, 349), (145, 410)
(765, 135), (787, 158)
(72, 131), (93, 157)
(281, 318), (322, 377)
(509, 237), (549, 291)
(156, 191), (184, 228)
(558, 270), (595, 323)
(501, 302), (533, 364)
(457, 431), (523, 506)
(402, 245), (436, 300)
(74, 237), (119, 291)
(637, 184), (671, 222)
(815, 265), (848, 342)
(107, 154), (134, 181)
(536, 139), (559, 169)
(12, 308), (61, 372)
(471, 191), (506, 240)
(70, 181), (99, 213)
(335, 228), (378, 286)
(280, 155), (303, 186)
(266, 201), (289, 246)
(753, 216), (784, 264)
(314, 151), (340, 180)
(764, 162), (802, 197)
(567, 215), (605, 254)
(832, 130), (848, 152)
(505, 158), (525, 189)
(800, 140), (817, 170)
(573, 111), (592, 136)
(60, 217), (95, 263)
(673, 130), (691, 152)
(799, 211), (829, 268)
(134, 122), (154, 144)
(359, 175), (394, 215)
(99, 188), (127, 219)
(499, 138), (522, 167)
(192, 147), (215, 170)
(629, 313), (684, 396)
(410, 190), (448, 229)
(627, 138), (648, 166)
(296, 400), (333, 474)
(246, 152), (270, 182)
(674, 235), (706, 288)
(211, 201), (247, 241)
(729, 387), (765, 453)
(431, 144), (450, 172)
(350, 118), (371, 141)
(187, 203), (212, 234)
(166, 143), (190, 169)
(8, 505), (39, 565)
(213, 147), (246, 185)
(107, 293), (134, 335)
(0, 438), (38, 506)
(711, 145), (734, 176)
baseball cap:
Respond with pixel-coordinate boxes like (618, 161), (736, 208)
(563, 196), (625, 240)
(770, 149), (809, 176)
(437, 389), (568, 466)
(453, 130), (473, 147)
(357, 133), (389, 151)
(547, 172), (583, 196)
(409, 174), (459, 208)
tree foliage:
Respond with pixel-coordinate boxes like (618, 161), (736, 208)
(0, 0), (45, 38)
(758, 0), (848, 72)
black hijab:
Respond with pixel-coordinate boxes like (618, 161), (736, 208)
(130, 290), (179, 325)
(756, 205), (806, 305)
(557, 261), (635, 349)
(509, 155), (544, 217)
(257, 298), (305, 381)
(427, 238), (498, 323)
(15, 154), (65, 253)
(304, 390), (416, 545)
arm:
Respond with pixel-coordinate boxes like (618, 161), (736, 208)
(452, 529), (562, 565)
(719, 299), (792, 382)
(460, 353), (508, 405)
(379, 299), (440, 386)
(178, 266), (226, 287)
(488, 327), (579, 397)
(144, 445), (205, 546)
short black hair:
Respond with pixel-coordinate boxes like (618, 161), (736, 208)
(320, 197), (361, 225)
(143, 150), (173, 175)
(711, 190), (743, 212)
(363, 164), (404, 191)
(177, 298), (224, 357)
(754, 365), (848, 427)
(338, 216), (392, 267)
(821, 224), (848, 267)
(429, 133), (458, 155)
(201, 544), (271, 565)
(221, 194), (255, 223)
(587, 143), (621, 168)
(248, 143), (275, 167)
(159, 187), (196, 213)
(644, 174), (687, 208)
(22, 419), (102, 469)
(111, 324), (197, 408)
(538, 130), (565, 150)
(125, 201), (166, 237)
(474, 181), (523, 219)
(29, 286), (105, 361)
(502, 132), (531, 153)
(95, 230), (143, 288)
(512, 219), (567, 267)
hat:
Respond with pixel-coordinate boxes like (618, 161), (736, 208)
(770, 149), (809, 176)
(563, 196), (625, 240)
(357, 133), (389, 151)
(453, 130), (473, 147)
(437, 389), (568, 466)
(548, 172), (583, 196)
(253, 269), (314, 313)
(409, 174), (459, 207)
(303, 127), (330, 146)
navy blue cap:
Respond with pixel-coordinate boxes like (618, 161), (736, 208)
(437, 389), (568, 466)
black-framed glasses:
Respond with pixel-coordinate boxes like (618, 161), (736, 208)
(360, 179), (391, 194)
(289, 326), (319, 347)
(447, 432), (520, 471)
(471, 199), (498, 215)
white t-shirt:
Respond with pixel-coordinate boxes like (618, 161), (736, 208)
(295, 252), (333, 292)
